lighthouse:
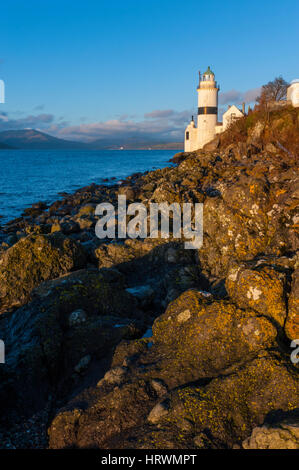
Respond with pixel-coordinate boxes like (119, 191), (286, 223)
(184, 66), (221, 151)
(184, 67), (244, 152)
(196, 66), (219, 148)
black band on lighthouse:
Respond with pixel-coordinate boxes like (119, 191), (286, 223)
(198, 106), (217, 115)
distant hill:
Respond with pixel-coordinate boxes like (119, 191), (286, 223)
(0, 129), (88, 150)
(0, 141), (14, 149)
(142, 142), (183, 150)
(0, 129), (183, 150)
(88, 136), (183, 150)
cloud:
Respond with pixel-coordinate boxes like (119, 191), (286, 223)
(144, 109), (175, 119)
(53, 108), (195, 143)
(0, 113), (55, 132)
(219, 87), (261, 105)
(243, 87), (261, 102)
(0, 108), (193, 143)
(33, 104), (45, 111)
(55, 119), (178, 142)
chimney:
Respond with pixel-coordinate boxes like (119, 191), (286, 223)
(242, 102), (246, 114)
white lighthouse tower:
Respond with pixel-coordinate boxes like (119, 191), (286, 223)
(184, 67), (244, 152)
(197, 66), (219, 149)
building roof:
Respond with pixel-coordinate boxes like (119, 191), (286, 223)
(222, 104), (244, 117)
(204, 66), (214, 76)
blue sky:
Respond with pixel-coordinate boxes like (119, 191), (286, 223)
(0, 0), (298, 142)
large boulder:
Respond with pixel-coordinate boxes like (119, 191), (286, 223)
(225, 261), (287, 327)
(47, 350), (299, 449)
(48, 380), (158, 449)
(0, 232), (86, 312)
(198, 167), (299, 277)
(0, 268), (142, 422)
(147, 353), (299, 449)
(242, 418), (299, 449)
(151, 289), (277, 386)
(285, 269), (299, 340)
(151, 182), (181, 204)
(200, 193), (270, 277)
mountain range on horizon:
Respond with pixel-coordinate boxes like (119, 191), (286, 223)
(0, 129), (183, 151)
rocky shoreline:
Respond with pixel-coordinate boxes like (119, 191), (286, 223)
(0, 105), (298, 449)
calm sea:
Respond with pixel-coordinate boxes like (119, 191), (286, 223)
(0, 149), (177, 223)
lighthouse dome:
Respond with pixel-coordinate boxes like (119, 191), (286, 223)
(202, 66), (215, 82)
(203, 66), (214, 76)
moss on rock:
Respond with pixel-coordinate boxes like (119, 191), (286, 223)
(0, 232), (86, 312)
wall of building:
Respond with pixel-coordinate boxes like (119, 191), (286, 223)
(222, 105), (244, 130)
(184, 124), (198, 152)
(215, 124), (223, 134)
(197, 82), (218, 149)
(287, 82), (299, 107)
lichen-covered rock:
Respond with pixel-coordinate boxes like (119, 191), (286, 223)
(0, 268), (142, 422)
(147, 401), (169, 424)
(285, 269), (299, 340)
(95, 242), (136, 269)
(51, 219), (80, 234)
(0, 232), (86, 312)
(111, 339), (149, 368)
(158, 353), (299, 448)
(118, 186), (135, 201)
(200, 195), (269, 277)
(48, 380), (158, 449)
(226, 261), (287, 327)
(75, 217), (95, 230)
(151, 182), (181, 203)
(98, 366), (128, 386)
(152, 289), (277, 384)
(76, 204), (96, 217)
(48, 351), (298, 449)
(242, 419), (299, 449)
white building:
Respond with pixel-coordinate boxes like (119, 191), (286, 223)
(287, 79), (299, 107)
(184, 67), (244, 151)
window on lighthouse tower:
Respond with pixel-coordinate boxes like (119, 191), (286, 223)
(186, 132), (189, 140)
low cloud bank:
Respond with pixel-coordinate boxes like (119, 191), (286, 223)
(219, 87), (261, 105)
(0, 86), (260, 142)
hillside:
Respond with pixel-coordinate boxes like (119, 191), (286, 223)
(0, 129), (183, 151)
(219, 104), (299, 159)
(87, 136), (183, 150)
(0, 141), (14, 149)
(0, 105), (298, 449)
(0, 129), (88, 150)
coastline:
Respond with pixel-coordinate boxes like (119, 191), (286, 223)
(0, 107), (298, 449)
(0, 149), (177, 225)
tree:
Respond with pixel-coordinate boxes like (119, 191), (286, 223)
(257, 76), (289, 105)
